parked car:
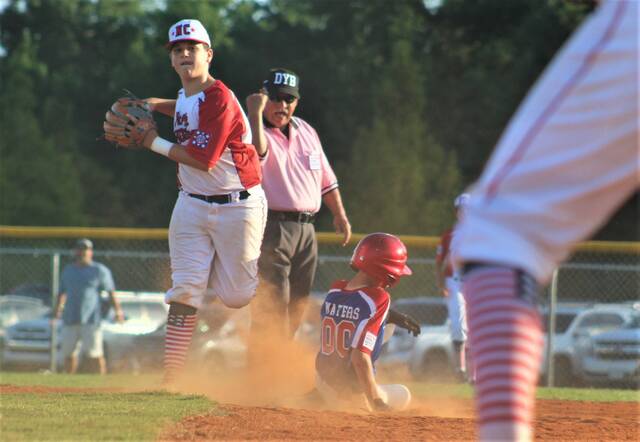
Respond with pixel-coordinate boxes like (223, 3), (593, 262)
(539, 303), (588, 386)
(2, 291), (167, 372)
(0, 296), (50, 366)
(6, 283), (51, 306)
(377, 297), (452, 381)
(541, 303), (639, 387)
(579, 309), (640, 387)
(0, 296), (49, 331)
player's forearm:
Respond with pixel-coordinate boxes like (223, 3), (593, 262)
(351, 350), (382, 404)
(248, 112), (268, 156)
(146, 98), (176, 117)
(143, 136), (209, 171)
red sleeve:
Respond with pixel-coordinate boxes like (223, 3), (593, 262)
(354, 287), (390, 355)
(185, 84), (247, 169)
(435, 229), (453, 264)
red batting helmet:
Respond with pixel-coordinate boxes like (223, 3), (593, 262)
(350, 233), (412, 287)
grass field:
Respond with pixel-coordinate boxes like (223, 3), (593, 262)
(1, 371), (639, 441)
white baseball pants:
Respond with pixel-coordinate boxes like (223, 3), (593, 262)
(166, 187), (268, 309)
(445, 276), (468, 342)
(454, 0), (639, 284)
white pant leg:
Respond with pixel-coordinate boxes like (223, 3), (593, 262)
(207, 189), (268, 309)
(445, 277), (467, 342)
(453, 0), (639, 284)
(166, 193), (216, 309)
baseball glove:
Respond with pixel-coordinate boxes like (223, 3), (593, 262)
(387, 308), (421, 337)
(103, 91), (157, 149)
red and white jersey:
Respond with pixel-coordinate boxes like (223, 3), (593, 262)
(173, 80), (261, 194)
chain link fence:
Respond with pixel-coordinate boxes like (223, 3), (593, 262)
(1, 229), (637, 302)
(1, 227), (638, 386)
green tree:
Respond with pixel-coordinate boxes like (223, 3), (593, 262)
(342, 36), (460, 235)
(424, 0), (593, 181)
(0, 31), (85, 225)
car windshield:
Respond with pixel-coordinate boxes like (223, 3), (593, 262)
(576, 312), (625, 332)
(0, 298), (49, 328)
(393, 302), (448, 326)
(542, 313), (577, 334)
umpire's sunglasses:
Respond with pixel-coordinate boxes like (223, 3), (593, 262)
(268, 93), (297, 104)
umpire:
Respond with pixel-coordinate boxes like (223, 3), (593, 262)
(246, 68), (351, 342)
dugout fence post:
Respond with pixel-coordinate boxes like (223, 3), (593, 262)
(546, 268), (559, 387)
(50, 253), (60, 373)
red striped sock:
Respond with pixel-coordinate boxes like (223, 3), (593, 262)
(163, 312), (197, 385)
(464, 266), (543, 442)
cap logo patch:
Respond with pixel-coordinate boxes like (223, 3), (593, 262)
(273, 72), (297, 87)
(173, 23), (192, 37)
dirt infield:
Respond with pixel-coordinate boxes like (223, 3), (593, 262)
(160, 399), (639, 441)
(2, 384), (638, 440)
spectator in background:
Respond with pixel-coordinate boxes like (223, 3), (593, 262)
(53, 238), (124, 374)
(245, 68), (351, 348)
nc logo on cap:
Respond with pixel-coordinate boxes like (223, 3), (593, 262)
(273, 72), (297, 87)
(168, 19), (212, 47)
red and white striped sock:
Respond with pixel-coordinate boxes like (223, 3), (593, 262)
(464, 265), (543, 442)
(163, 309), (197, 385)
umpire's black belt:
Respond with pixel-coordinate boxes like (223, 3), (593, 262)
(268, 210), (316, 224)
(188, 190), (250, 204)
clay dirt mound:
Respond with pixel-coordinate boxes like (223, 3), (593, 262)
(2, 384), (638, 440)
(160, 399), (640, 441)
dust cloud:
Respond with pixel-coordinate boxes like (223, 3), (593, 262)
(162, 289), (472, 420)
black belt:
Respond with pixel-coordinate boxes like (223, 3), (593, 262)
(188, 190), (250, 204)
(268, 210), (316, 224)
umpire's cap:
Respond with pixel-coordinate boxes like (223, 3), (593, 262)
(263, 68), (300, 98)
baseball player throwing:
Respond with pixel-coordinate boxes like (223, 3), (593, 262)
(451, 1), (639, 440)
(313, 233), (418, 412)
(120, 19), (267, 384)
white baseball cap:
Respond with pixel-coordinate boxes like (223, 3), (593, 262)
(167, 19), (211, 48)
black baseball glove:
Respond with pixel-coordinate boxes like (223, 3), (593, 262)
(387, 308), (421, 337)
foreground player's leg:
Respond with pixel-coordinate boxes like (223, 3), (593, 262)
(163, 302), (197, 384)
(464, 265), (543, 442)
